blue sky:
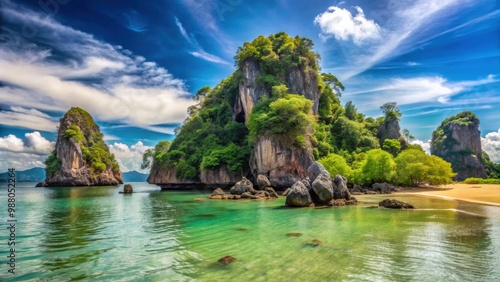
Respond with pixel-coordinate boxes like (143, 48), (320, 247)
(0, 0), (499, 172)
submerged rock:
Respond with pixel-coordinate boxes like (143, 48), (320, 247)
(379, 199), (414, 209)
(286, 232), (302, 237)
(285, 181), (313, 207)
(217, 256), (236, 265)
(123, 184), (133, 193)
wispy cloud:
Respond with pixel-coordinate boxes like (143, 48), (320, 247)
(0, 1), (195, 133)
(123, 10), (148, 32)
(174, 16), (230, 65)
(317, 0), (473, 80)
(346, 74), (499, 111)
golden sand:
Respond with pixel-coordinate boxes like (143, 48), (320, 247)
(401, 184), (500, 206)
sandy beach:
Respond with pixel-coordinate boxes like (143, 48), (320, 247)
(401, 184), (500, 206)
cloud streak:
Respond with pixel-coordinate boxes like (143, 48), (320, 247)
(174, 16), (230, 65)
(0, 1), (195, 133)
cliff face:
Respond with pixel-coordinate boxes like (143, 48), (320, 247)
(234, 59), (267, 123)
(250, 136), (314, 188)
(148, 164), (245, 189)
(43, 107), (122, 186)
(431, 111), (485, 181)
(378, 117), (401, 144)
(286, 66), (319, 114)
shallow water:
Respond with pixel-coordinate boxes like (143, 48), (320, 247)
(1, 182), (499, 281)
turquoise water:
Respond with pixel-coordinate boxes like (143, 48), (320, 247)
(1, 182), (500, 281)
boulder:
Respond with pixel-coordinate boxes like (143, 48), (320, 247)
(285, 181), (313, 207)
(123, 184), (133, 193)
(241, 192), (252, 199)
(379, 199), (414, 209)
(209, 195), (223, 200)
(265, 187), (279, 198)
(230, 177), (255, 195)
(311, 171), (333, 204)
(301, 177), (312, 191)
(307, 162), (328, 183)
(257, 174), (272, 190)
(332, 174), (351, 200)
(282, 188), (292, 196)
(372, 182), (392, 194)
(212, 187), (226, 196)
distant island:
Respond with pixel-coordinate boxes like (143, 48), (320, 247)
(0, 167), (45, 182)
(122, 171), (149, 182)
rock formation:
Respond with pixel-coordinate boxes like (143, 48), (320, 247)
(40, 107), (122, 186)
(250, 136), (314, 189)
(378, 116), (401, 145)
(431, 111), (485, 181)
(379, 199), (414, 209)
(286, 162), (355, 208)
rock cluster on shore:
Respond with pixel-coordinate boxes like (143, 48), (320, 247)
(209, 176), (279, 200)
(285, 162), (357, 207)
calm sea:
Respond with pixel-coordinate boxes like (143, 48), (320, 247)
(1, 182), (499, 281)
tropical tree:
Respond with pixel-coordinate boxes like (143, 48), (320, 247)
(318, 153), (353, 181)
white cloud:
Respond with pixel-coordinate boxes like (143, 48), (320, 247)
(482, 129), (500, 163)
(410, 139), (431, 154)
(314, 6), (381, 45)
(407, 61), (420, 66)
(0, 131), (55, 172)
(0, 107), (58, 132)
(0, 1), (195, 133)
(0, 131), (54, 154)
(346, 75), (499, 111)
(174, 16), (230, 65)
(109, 141), (152, 173)
(318, 0), (470, 80)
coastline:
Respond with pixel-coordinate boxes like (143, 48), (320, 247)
(396, 184), (500, 207)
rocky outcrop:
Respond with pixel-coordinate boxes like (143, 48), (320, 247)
(311, 171), (333, 204)
(230, 177), (255, 195)
(41, 107), (122, 187)
(123, 184), (133, 193)
(148, 164), (246, 189)
(378, 117), (401, 145)
(431, 111), (485, 181)
(379, 199), (414, 209)
(250, 136), (314, 189)
(286, 66), (320, 114)
(285, 181), (313, 207)
(332, 175), (350, 200)
(233, 59), (267, 123)
(257, 174), (272, 190)
(286, 162), (355, 208)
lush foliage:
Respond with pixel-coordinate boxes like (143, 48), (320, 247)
(463, 178), (500, 184)
(382, 138), (401, 157)
(249, 89), (315, 148)
(44, 151), (62, 177)
(141, 141), (172, 170)
(63, 124), (85, 142)
(353, 149), (396, 185)
(151, 73), (251, 180)
(482, 151), (500, 178)
(318, 153), (353, 181)
(395, 149), (455, 186)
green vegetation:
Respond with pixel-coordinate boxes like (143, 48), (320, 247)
(44, 151), (62, 177)
(382, 138), (401, 157)
(45, 107), (120, 176)
(463, 178), (500, 184)
(353, 149), (396, 185)
(149, 73), (251, 180)
(482, 151), (500, 178)
(318, 153), (353, 181)
(395, 149), (455, 186)
(249, 88), (316, 148)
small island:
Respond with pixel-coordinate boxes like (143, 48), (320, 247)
(37, 107), (123, 187)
